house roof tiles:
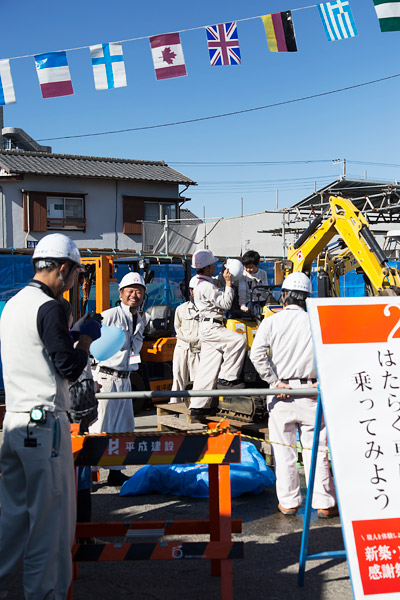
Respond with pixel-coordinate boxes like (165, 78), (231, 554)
(0, 149), (196, 185)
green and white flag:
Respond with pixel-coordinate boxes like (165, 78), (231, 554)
(373, 0), (400, 32)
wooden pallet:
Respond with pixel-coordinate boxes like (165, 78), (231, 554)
(156, 402), (273, 466)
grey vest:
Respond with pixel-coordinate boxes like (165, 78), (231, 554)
(0, 285), (70, 412)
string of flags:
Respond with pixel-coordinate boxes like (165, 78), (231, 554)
(0, 0), (398, 106)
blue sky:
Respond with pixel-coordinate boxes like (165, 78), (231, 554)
(2, 0), (400, 218)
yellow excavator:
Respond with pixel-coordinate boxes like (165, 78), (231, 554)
(221, 195), (400, 422)
(228, 194), (400, 348)
(280, 195), (400, 295)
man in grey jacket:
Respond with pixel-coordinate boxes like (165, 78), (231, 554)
(170, 276), (201, 403)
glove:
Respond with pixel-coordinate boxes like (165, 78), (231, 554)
(80, 320), (101, 341)
(72, 314), (89, 333)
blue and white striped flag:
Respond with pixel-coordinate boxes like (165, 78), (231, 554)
(0, 60), (16, 105)
(90, 42), (127, 90)
(318, 1), (358, 41)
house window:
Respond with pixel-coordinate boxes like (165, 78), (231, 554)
(47, 197), (85, 230)
(144, 202), (177, 222)
(123, 196), (178, 235)
(23, 191), (86, 232)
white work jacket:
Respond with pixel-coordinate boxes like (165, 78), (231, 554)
(193, 275), (234, 321)
(238, 268), (269, 309)
(250, 304), (317, 387)
(97, 304), (144, 372)
(174, 300), (201, 352)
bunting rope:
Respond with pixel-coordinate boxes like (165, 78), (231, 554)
(6, 4), (319, 62)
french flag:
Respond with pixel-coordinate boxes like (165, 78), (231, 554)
(34, 51), (74, 98)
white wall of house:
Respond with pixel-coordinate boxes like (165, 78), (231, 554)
(2, 175), (181, 250)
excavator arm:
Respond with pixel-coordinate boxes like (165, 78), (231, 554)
(282, 196), (400, 295)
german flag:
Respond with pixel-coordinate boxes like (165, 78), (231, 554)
(261, 11), (297, 53)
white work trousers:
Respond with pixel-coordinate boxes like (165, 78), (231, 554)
(170, 345), (200, 403)
(0, 412), (76, 599)
(190, 322), (247, 409)
(267, 393), (336, 509)
(90, 371), (134, 472)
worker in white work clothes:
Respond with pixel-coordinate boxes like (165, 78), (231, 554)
(250, 272), (338, 518)
(0, 233), (101, 599)
(190, 250), (247, 423)
(90, 271), (146, 486)
(170, 276), (201, 403)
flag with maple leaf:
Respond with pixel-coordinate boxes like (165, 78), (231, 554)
(205, 22), (241, 66)
(149, 33), (187, 80)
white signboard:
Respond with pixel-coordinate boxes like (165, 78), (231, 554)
(308, 297), (400, 599)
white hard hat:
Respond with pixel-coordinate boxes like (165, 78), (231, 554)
(225, 258), (244, 281)
(119, 272), (146, 290)
(189, 275), (199, 288)
(191, 250), (217, 269)
(32, 233), (81, 267)
(281, 272), (312, 294)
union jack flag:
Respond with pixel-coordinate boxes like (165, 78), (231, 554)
(205, 22), (241, 66)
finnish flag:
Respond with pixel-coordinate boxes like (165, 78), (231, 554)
(90, 42), (127, 90)
(0, 60), (16, 105)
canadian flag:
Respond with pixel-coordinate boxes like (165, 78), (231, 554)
(149, 33), (187, 81)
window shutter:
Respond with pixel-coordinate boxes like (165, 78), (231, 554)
(123, 197), (144, 235)
(22, 192), (28, 232)
(22, 192), (47, 232)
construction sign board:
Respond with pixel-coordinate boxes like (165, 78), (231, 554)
(307, 297), (400, 599)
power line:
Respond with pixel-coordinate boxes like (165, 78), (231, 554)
(169, 160), (333, 166)
(37, 73), (400, 142)
(198, 175), (333, 185)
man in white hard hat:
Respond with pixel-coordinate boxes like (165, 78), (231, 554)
(170, 276), (201, 403)
(190, 250), (247, 422)
(0, 233), (101, 599)
(90, 271), (146, 486)
(250, 272), (337, 518)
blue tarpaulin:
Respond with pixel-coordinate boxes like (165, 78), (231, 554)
(120, 441), (276, 498)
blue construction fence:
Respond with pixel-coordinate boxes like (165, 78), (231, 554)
(0, 255), (398, 388)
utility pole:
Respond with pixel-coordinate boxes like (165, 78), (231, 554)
(332, 158), (346, 178)
(240, 197), (244, 256)
(0, 106), (4, 150)
(164, 214), (169, 255)
(203, 206), (207, 249)
(276, 189), (279, 210)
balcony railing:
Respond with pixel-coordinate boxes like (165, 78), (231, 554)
(47, 217), (86, 232)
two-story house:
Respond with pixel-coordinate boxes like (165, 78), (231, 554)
(0, 145), (195, 250)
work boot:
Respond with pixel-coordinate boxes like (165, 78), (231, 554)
(278, 503), (299, 516)
(317, 506), (339, 519)
(190, 408), (211, 423)
(216, 378), (245, 389)
(107, 470), (130, 486)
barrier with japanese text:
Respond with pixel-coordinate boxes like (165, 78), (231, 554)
(308, 297), (400, 599)
(69, 425), (242, 600)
